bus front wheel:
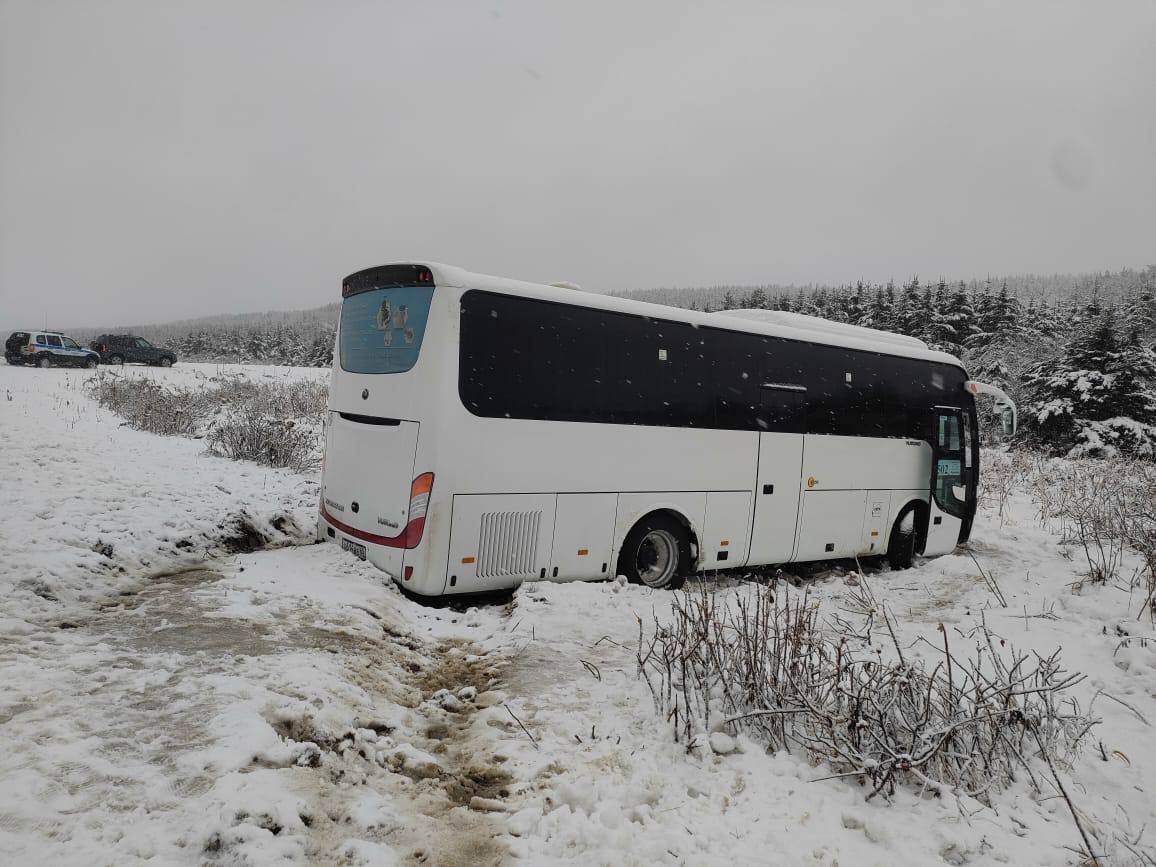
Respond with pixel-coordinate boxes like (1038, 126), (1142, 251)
(886, 505), (919, 570)
(617, 514), (690, 590)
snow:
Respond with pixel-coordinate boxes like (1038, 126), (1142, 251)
(2, 361), (1155, 865)
(713, 308), (931, 351)
(489, 515), (1156, 866)
(424, 260), (963, 367)
(0, 363), (327, 626)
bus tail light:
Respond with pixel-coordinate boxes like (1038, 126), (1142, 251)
(318, 472), (433, 550)
(403, 472), (434, 547)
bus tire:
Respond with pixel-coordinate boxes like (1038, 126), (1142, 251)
(617, 513), (690, 590)
(886, 504), (919, 570)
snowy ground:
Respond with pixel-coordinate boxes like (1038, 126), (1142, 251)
(1, 362), (1154, 865)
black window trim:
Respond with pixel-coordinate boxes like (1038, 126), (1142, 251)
(458, 288), (972, 440)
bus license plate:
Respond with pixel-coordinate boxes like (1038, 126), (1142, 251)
(341, 537), (367, 560)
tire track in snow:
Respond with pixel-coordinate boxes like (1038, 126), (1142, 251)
(0, 554), (521, 865)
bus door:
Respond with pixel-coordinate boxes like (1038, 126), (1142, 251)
(747, 383), (806, 566)
(924, 406), (971, 555)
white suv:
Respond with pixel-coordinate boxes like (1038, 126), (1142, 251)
(5, 331), (100, 368)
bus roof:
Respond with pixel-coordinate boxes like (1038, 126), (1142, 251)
(360, 261), (967, 370)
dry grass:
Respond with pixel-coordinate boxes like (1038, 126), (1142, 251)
(980, 449), (1156, 620)
(89, 371), (327, 472)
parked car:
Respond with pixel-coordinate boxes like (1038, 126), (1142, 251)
(5, 331), (100, 368)
(90, 334), (177, 366)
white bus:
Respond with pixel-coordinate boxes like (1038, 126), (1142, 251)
(318, 262), (1015, 598)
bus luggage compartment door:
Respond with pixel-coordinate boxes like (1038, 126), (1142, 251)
(446, 494), (557, 592)
(701, 491), (752, 569)
(795, 490), (867, 562)
(550, 493), (616, 580)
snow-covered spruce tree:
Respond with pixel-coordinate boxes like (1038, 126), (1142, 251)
(940, 281), (980, 356)
(1022, 306), (1156, 458)
(961, 286), (1035, 440)
(1123, 286), (1156, 340)
(307, 331), (335, 367)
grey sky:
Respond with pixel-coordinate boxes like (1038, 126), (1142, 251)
(1, 0), (1154, 329)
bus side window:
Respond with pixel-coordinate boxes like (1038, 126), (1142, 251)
(938, 414), (961, 451)
(603, 313), (660, 425)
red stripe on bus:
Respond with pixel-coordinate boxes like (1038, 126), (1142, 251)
(320, 503), (426, 549)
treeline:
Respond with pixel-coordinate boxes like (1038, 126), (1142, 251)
(622, 268), (1156, 460)
(70, 304), (339, 368)
(83, 266), (1156, 459)
(164, 324), (336, 367)
(619, 267), (1156, 314)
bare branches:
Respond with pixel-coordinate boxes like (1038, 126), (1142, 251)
(965, 548), (1008, 608)
(502, 702), (538, 750)
(1091, 689), (1151, 728)
(1032, 458), (1156, 620)
(637, 582), (1096, 806)
(1029, 723), (1101, 866)
(578, 659), (602, 681)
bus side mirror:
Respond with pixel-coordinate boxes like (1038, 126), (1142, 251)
(964, 381), (1017, 437)
(999, 405), (1016, 436)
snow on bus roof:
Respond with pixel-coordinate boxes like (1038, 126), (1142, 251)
(715, 309), (930, 351)
(379, 261), (965, 369)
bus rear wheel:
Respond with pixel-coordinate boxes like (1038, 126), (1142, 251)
(618, 514), (690, 590)
(886, 505), (918, 570)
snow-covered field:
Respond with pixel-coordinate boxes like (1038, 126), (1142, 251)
(1, 363), (1154, 866)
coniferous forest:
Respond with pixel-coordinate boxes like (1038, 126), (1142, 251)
(626, 267), (1156, 459)
(84, 266), (1156, 459)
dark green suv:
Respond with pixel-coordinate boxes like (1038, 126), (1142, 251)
(90, 334), (177, 367)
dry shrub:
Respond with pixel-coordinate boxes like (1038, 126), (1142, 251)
(206, 374), (327, 418)
(1030, 457), (1156, 614)
(637, 582), (1095, 804)
(977, 448), (1040, 526)
(88, 374), (212, 436)
(89, 371), (327, 471)
(205, 415), (317, 472)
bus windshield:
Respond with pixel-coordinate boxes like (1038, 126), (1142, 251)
(339, 285), (434, 374)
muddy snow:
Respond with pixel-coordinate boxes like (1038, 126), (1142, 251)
(2, 363), (1154, 865)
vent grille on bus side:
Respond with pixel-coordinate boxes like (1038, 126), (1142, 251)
(476, 511), (541, 579)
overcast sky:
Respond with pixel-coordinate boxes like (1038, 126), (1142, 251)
(1, 0), (1154, 329)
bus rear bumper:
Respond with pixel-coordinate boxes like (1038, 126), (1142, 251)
(318, 510), (407, 580)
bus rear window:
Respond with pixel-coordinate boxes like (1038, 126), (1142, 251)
(339, 285), (434, 374)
